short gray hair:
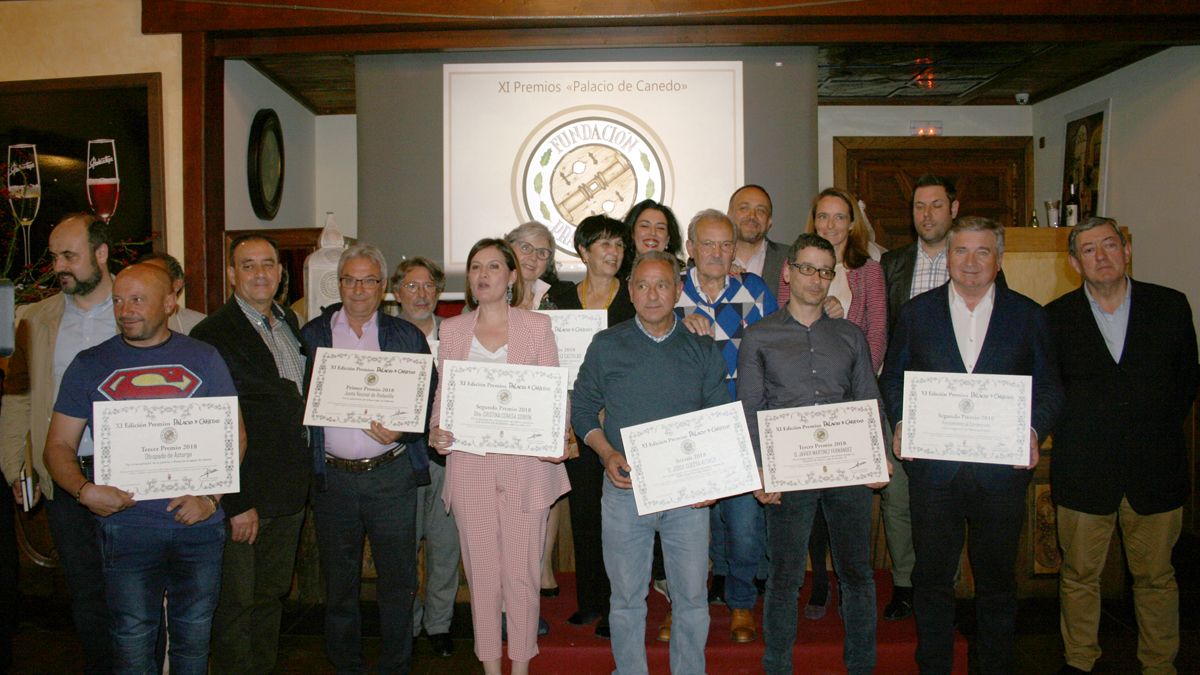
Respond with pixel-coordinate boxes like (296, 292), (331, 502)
(505, 220), (558, 275)
(948, 216), (1005, 256)
(338, 243), (387, 279)
(629, 250), (682, 280)
(687, 209), (740, 244)
(1068, 216), (1124, 257)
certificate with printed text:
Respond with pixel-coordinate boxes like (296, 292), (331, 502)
(303, 347), (433, 432)
(620, 401), (761, 516)
(94, 397), (239, 500)
(535, 309), (606, 387)
(440, 360), (568, 457)
(901, 371), (1032, 465)
(758, 400), (889, 493)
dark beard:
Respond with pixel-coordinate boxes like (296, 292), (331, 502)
(61, 260), (103, 297)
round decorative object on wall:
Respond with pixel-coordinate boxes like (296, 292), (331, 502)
(247, 108), (284, 219)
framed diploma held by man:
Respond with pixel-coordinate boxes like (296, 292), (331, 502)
(758, 399), (889, 493)
(439, 360), (568, 457)
(901, 371), (1032, 465)
(303, 347), (434, 432)
(620, 401), (761, 516)
(94, 396), (240, 500)
(535, 309), (606, 386)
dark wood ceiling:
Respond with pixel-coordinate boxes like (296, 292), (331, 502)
(243, 42), (1166, 115)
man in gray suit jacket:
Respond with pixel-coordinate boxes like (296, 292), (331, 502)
(729, 184), (790, 296)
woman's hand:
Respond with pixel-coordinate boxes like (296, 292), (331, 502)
(429, 426), (456, 456)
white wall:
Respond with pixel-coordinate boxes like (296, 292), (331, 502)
(1032, 46), (1200, 334)
(817, 105), (1032, 189)
(0, 0), (184, 265)
(224, 60), (317, 231)
(315, 115), (358, 237)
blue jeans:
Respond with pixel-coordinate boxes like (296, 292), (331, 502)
(313, 456), (418, 674)
(46, 486), (113, 674)
(762, 486), (876, 675)
(709, 492), (767, 608)
(602, 480), (709, 675)
(99, 520), (225, 675)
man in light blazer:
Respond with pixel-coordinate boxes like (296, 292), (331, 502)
(879, 216), (1063, 674)
(1046, 217), (1198, 675)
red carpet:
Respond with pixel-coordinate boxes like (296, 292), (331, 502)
(532, 573), (967, 674)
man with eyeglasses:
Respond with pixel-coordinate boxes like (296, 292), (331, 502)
(673, 209), (777, 643)
(192, 235), (311, 673)
(389, 257), (461, 658)
(300, 244), (437, 673)
(739, 233), (887, 675)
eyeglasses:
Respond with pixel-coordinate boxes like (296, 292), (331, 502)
(339, 276), (382, 289)
(515, 241), (552, 261)
(787, 261), (836, 280)
(399, 281), (439, 293)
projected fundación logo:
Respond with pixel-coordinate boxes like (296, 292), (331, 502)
(513, 107), (674, 255)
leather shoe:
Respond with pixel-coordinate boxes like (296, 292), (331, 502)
(594, 617), (610, 639)
(567, 610), (601, 625)
(656, 611), (672, 642)
(708, 574), (726, 605)
(1057, 666), (1089, 674)
(883, 585), (913, 621)
(427, 632), (454, 657)
(730, 608), (757, 643)
(540, 585), (560, 597)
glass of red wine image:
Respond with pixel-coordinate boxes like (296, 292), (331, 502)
(86, 139), (120, 224)
(6, 143), (41, 267)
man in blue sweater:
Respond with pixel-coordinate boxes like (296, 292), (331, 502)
(572, 251), (730, 675)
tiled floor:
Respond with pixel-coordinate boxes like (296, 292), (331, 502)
(7, 533), (1198, 674)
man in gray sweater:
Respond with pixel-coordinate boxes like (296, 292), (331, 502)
(572, 251), (730, 675)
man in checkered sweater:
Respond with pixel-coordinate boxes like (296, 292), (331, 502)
(674, 208), (778, 643)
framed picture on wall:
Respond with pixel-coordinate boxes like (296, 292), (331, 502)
(1062, 100), (1110, 222)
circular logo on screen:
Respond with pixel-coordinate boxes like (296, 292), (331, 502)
(161, 428), (178, 445)
(959, 399), (974, 414)
(513, 107), (673, 256)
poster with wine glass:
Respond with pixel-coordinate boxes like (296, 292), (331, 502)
(0, 74), (164, 281)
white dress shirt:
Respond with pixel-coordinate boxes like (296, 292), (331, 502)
(948, 283), (995, 373)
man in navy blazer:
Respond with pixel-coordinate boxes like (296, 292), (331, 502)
(1046, 218), (1198, 675)
(879, 216), (1063, 674)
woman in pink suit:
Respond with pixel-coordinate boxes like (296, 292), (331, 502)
(429, 239), (570, 675)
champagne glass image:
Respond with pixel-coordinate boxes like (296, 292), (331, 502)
(86, 139), (120, 224)
(6, 144), (41, 267)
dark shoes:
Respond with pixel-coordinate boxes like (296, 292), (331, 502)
(427, 632), (454, 657)
(567, 609), (602, 625)
(883, 585), (914, 621)
(594, 617), (610, 639)
(708, 574), (726, 605)
(540, 585), (560, 597)
(1057, 665), (1090, 674)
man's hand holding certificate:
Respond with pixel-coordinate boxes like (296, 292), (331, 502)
(900, 371), (1033, 466)
(94, 397), (239, 500)
(619, 401), (761, 515)
(758, 399), (889, 493)
(303, 347), (434, 432)
(438, 360), (568, 457)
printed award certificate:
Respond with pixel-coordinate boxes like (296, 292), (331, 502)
(303, 347), (434, 432)
(758, 399), (889, 493)
(535, 309), (607, 387)
(94, 396), (239, 500)
(901, 371), (1032, 465)
(620, 401), (761, 516)
(439, 360), (568, 457)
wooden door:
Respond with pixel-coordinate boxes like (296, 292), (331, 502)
(833, 136), (1034, 251)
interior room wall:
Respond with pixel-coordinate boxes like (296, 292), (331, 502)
(0, 0), (184, 271)
(315, 114), (358, 238)
(224, 60), (316, 232)
(1032, 46), (1200, 334)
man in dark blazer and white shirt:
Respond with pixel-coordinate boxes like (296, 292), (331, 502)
(880, 216), (1064, 675)
(1046, 217), (1198, 675)
(728, 184), (791, 296)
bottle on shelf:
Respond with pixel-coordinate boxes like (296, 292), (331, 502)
(1030, 209), (1040, 228)
(1065, 182), (1080, 227)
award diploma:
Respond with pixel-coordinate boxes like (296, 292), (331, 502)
(901, 371), (1032, 465)
(535, 310), (606, 386)
(758, 400), (889, 493)
(303, 347), (434, 432)
(439, 360), (568, 457)
(94, 396), (240, 500)
(620, 401), (761, 516)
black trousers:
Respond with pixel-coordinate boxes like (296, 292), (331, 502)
(908, 463), (1027, 675)
(565, 438), (610, 617)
